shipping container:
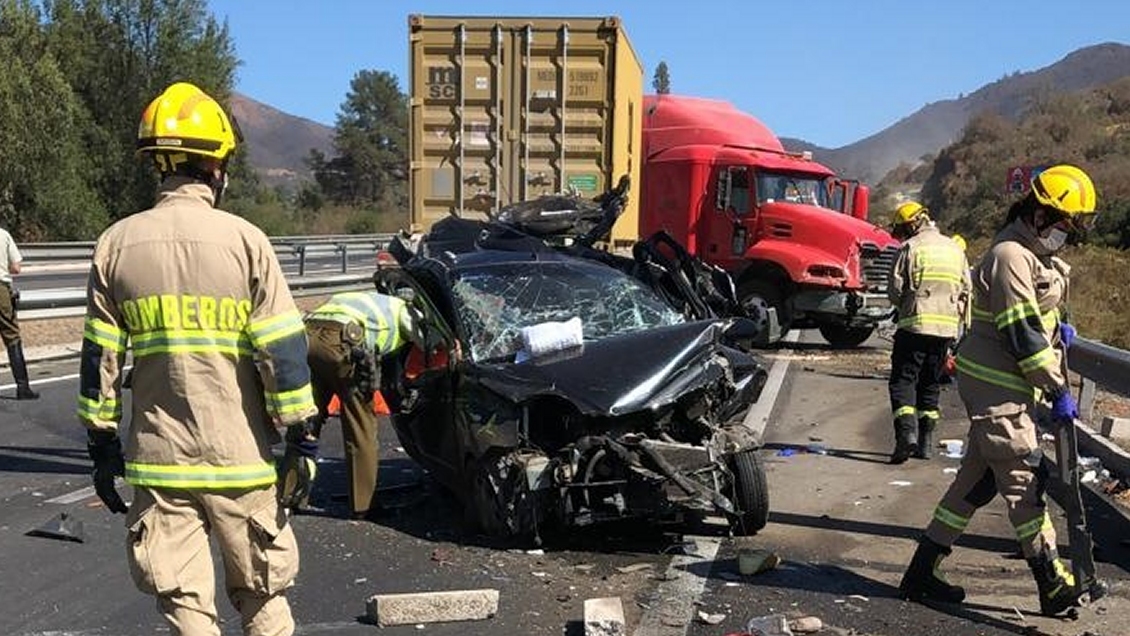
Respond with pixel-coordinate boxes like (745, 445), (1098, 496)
(408, 14), (643, 246)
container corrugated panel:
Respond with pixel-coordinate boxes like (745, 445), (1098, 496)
(408, 15), (643, 245)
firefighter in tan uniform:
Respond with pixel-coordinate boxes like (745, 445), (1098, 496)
(79, 83), (317, 636)
(886, 202), (970, 463)
(899, 165), (1098, 617)
(279, 291), (418, 520)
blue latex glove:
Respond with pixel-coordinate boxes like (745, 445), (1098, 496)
(1050, 387), (1078, 423)
(1058, 322), (1076, 350)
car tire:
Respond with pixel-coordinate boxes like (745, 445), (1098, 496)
(818, 323), (875, 349)
(726, 448), (769, 536)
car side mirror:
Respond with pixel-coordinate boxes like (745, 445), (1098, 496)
(723, 317), (761, 341)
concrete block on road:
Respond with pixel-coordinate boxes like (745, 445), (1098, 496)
(366, 588), (499, 626)
(584, 596), (625, 636)
(1100, 416), (1130, 442)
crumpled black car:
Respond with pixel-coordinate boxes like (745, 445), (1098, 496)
(377, 200), (770, 543)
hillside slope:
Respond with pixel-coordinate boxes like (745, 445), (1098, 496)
(790, 43), (1130, 183)
(229, 92), (334, 185)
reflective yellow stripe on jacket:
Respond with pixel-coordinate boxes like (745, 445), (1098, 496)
(307, 292), (406, 355)
(76, 317), (127, 426)
(246, 309), (315, 418)
(124, 461), (277, 489)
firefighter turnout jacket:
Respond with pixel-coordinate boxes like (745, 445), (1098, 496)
(887, 224), (970, 339)
(955, 219), (1068, 408)
(78, 178), (317, 489)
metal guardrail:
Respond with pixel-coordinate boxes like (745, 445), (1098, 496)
(1067, 338), (1130, 482)
(18, 273), (375, 320)
(20, 233), (398, 267)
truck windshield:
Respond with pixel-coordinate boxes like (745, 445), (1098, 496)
(756, 172), (833, 209)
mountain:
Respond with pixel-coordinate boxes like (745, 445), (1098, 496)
(786, 43), (1130, 184)
(228, 92), (334, 185)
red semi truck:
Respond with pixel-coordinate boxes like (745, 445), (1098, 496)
(637, 94), (901, 347)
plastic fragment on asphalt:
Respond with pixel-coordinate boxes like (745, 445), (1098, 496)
(943, 467), (959, 474)
(745, 613), (794, 635)
(888, 480), (913, 487)
(584, 597), (626, 636)
(788, 616), (824, 633)
(366, 589), (499, 626)
(848, 594), (870, 602)
(697, 610), (726, 625)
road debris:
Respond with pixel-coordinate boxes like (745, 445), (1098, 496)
(584, 596), (625, 636)
(26, 512), (84, 543)
(615, 563), (655, 574)
(888, 480), (913, 487)
(787, 616), (823, 633)
(745, 613), (794, 635)
(737, 549), (781, 575)
(366, 589), (499, 627)
(696, 610), (726, 624)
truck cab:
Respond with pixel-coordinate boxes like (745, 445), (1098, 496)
(640, 95), (901, 347)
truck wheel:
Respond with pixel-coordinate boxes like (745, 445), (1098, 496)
(818, 323), (875, 348)
(725, 448), (769, 536)
(738, 280), (790, 344)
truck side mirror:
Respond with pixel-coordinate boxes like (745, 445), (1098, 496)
(715, 169), (732, 211)
(852, 184), (870, 222)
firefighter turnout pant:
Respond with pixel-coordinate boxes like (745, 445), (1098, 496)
(307, 319), (380, 518)
(889, 330), (951, 459)
(125, 486), (298, 636)
(923, 407), (1057, 560)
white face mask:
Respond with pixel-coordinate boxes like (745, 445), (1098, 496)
(1038, 227), (1068, 252)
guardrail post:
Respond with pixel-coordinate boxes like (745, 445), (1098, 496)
(1079, 377), (1097, 425)
(297, 245), (307, 277)
(340, 244), (348, 273)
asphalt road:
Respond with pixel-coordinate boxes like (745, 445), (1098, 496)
(2, 331), (1128, 636)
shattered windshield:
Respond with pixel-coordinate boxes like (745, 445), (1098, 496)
(451, 261), (685, 362)
(756, 171), (832, 209)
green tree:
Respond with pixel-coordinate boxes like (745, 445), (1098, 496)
(652, 61), (671, 95)
(0, 0), (107, 239)
(315, 69), (408, 213)
(42, 0), (238, 226)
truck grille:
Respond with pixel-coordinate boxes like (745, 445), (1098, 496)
(860, 243), (899, 292)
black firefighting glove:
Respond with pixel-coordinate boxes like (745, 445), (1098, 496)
(279, 418), (320, 510)
(351, 346), (378, 397)
(87, 430), (128, 514)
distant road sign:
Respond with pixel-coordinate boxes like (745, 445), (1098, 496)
(1005, 164), (1048, 194)
(1006, 165), (1031, 194)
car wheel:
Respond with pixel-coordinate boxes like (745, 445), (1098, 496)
(738, 280), (790, 344)
(726, 448), (769, 536)
(818, 323), (875, 349)
(465, 453), (511, 537)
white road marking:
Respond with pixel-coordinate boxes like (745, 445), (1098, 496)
(741, 330), (801, 439)
(637, 332), (799, 635)
(635, 536), (722, 636)
(0, 372), (80, 391)
(45, 486), (95, 505)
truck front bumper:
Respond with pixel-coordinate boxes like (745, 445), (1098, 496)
(793, 289), (892, 326)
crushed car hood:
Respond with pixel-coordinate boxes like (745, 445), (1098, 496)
(470, 321), (761, 417)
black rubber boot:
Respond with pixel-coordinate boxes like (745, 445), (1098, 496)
(890, 414), (918, 465)
(1027, 552), (1083, 617)
(914, 417), (937, 459)
(899, 537), (966, 604)
(7, 343), (38, 400)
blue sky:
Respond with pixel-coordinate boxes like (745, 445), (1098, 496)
(207, 0), (1130, 149)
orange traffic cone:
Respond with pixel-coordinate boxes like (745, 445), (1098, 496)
(326, 392), (389, 415)
(372, 390), (390, 415)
